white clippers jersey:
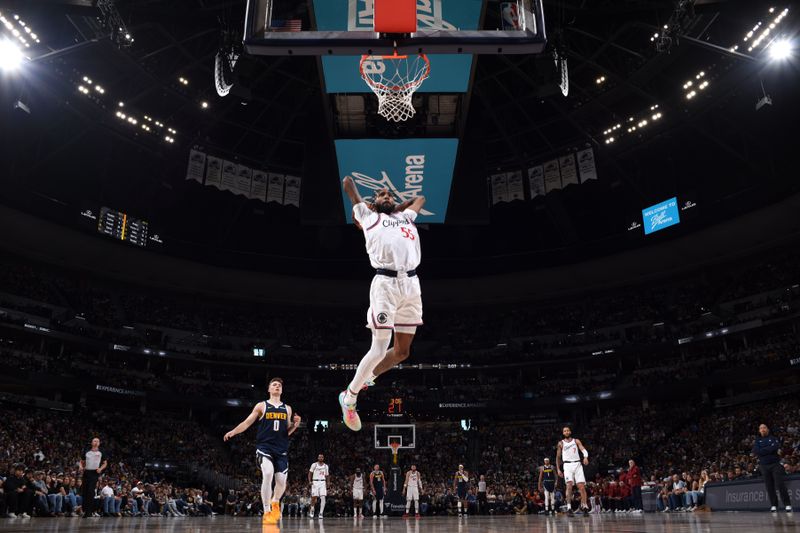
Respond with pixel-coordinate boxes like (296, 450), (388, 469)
(561, 439), (580, 462)
(353, 474), (364, 492)
(407, 471), (420, 488)
(310, 462), (329, 482)
(353, 203), (421, 272)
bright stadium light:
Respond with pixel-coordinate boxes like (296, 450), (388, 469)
(769, 38), (792, 61)
(0, 38), (23, 72)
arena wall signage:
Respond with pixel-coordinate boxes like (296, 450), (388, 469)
(336, 138), (458, 224)
(642, 197), (680, 235)
(314, 0), (482, 93)
(705, 476), (800, 511)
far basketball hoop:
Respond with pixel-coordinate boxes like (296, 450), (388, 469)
(360, 54), (430, 122)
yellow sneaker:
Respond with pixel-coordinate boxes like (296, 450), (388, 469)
(262, 505), (278, 525)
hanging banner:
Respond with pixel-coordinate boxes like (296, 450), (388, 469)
(205, 156), (223, 189)
(543, 159), (562, 192)
(577, 148), (598, 183)
(235, 165), (253, 197)
(186, 149), (206, 184)
(251, 170), (268, 202)
(335, 138), (458, 224)
(528, 165), (545, 198)
(559, 154), (579, 187)
(220, 160), (238, 193)
(266, 173), (285, 204)
(490, 173), (509, 205)
(284, 176), (302, 207)
(506, 170), (524, 201)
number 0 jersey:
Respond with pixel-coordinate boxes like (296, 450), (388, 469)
(353, 203), (421, 272)
(256, 401), (289, 454)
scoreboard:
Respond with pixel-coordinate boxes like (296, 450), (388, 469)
(97, 207), (149, 247)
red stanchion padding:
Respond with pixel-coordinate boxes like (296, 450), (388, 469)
(374, 0), (418, 33)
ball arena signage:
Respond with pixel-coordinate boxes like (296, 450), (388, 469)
(705, 476), (800, 511)
(336, 138), (458, 224)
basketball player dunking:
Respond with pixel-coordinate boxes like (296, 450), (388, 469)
(223, 377), (301, 525)
(339, 176), (426, 430)
(453, 464), (470, 517)
(403, 464), (423, 518)
(370, 464), (387, 518)
(538, 458), (557, 516)
(556, 426), (590, 516)
(351, 468), (365, 518)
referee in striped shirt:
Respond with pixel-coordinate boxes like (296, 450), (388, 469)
(80, 437), (107, 517)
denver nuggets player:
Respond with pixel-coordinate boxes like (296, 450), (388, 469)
(370, 464), (386, 518)
(453, 464), (470, 516)
(224, 377), (301, 524)
(538, 457), (557, 516)
(339, 176), (426, 430)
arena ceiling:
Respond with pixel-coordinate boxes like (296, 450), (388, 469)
(0, 0), (797, 277)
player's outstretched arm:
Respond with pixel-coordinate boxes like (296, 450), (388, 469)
(223, 403), (263, 441)
(286, 405), (301, 436)
(556, 442), (564, 477)
(342, 176), (364, 206)
(405, 195), (426, 214)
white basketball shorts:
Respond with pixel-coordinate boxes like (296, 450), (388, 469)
(366, 274), (423, 334)
(311, 481), (327, 497)
(563, 462), (586, 485)
(353, 489), (364, 501)
(405, 485), (420, 501)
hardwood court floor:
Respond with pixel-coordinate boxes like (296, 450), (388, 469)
(0, 513), (797, 532)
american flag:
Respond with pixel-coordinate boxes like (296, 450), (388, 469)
(269, 19), (302, 32)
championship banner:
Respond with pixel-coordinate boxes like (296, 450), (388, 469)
(205, 156), (223, 189)
(559, 154), (579, 187)
(506, 170), (524, 201)
(250, 170), (268, 202)
(577, 148), (598, 182)
(543, 159), (562, 192)
(235, 165), (253, 197)
(528, 165), (545, 198)
(335, 138), (458, 224)
(220, 160), (238, 193)
(315, 0), (482, 93)
(284, 175), (302, 207)
(490, 173), (509, 205)
(186, 149), (206, 183)
(266, 173), (285, 204)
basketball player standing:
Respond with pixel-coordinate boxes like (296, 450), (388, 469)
(308, 454), (329, 519)
(556, 426), (590, 516)
(403, 464), (423, 518)
(351, 468), (365, 518)
(453, 464), (470, 516)
(223, 377), (301, 525)
(370, 464), (386, 518)
(538, 458), (557, 516)
(339, 176), (426, 430)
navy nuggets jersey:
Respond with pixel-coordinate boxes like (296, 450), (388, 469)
(542, 465), (556, 486)
(256, 401), (289, 454)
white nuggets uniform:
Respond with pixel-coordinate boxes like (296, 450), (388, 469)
(561, 439), (586, 484)
(352, 203), (423, 333)
(310, 462), (329, 497)
(353, 473), (364, 501)
(405, 471), (421, 501)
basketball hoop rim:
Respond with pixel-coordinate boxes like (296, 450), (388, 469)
(359, 53), (431, 92)
(389, 443), (401, 455)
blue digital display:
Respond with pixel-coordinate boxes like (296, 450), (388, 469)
(642, 197), (681, 235)
(313, 0), (483, 93)
(335, 138), (458, 224)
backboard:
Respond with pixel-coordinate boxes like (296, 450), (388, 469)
(375, 424), (416, 450)
(243, 0), (546, 56)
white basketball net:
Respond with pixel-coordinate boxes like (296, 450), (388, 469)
(360, 54), (431, 122)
